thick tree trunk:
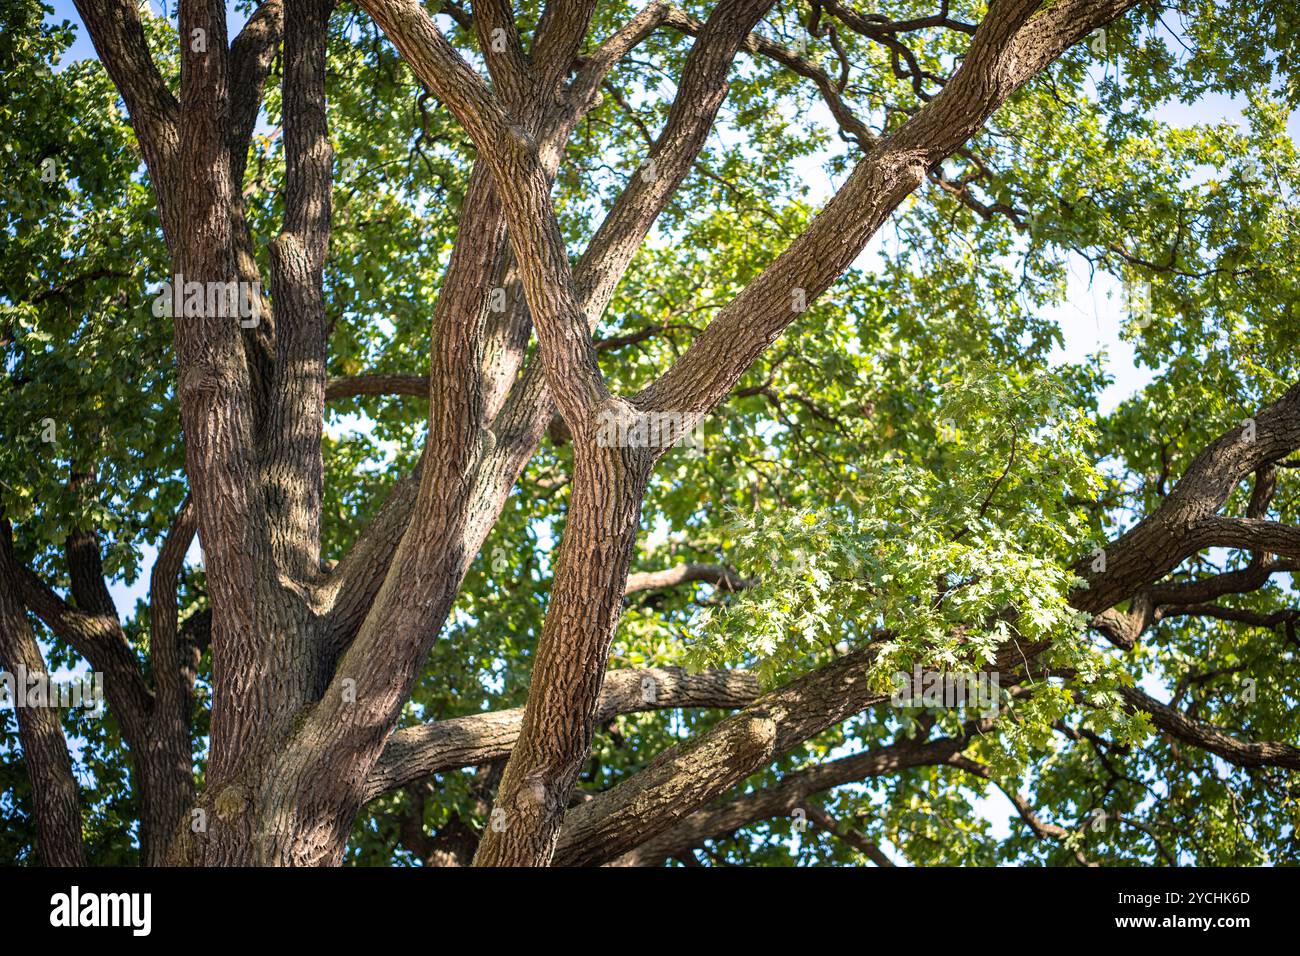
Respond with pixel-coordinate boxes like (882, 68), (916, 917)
(473, 414), (653, 865)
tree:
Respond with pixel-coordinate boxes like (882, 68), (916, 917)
(1, 0), (1297, 867)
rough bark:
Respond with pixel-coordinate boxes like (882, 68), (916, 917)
(141, 498), (198, 866)
(1118, 686), (1300, 769)
(363, 666), (760, 801)
(605, 732), (970, 867)
(472, 439), (654, 864)
(0, 523), (87, 867)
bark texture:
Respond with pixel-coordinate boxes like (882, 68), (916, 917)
(0, 523), (87, 867)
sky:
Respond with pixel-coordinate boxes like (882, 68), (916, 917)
(32, 0), (1300, 858)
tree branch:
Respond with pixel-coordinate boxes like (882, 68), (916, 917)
(1073, 383), (1300, 615)
(358, 0), (607, 427)
(71, 0), (180, 211)
(947, 754), (1096, 865)
(553, 643), (892, 866)
(228, 0), (286, 185)
(570, 0), (778, 327)
(0, 525), (86, 866)
(173, 0), (271, 797)
(472, 0), (535, 105)
(1119, 686), (1300, 770)
(264, 0), (335, 581)
(531, 0), (598, 91)
(660, 3), (876, 151)
(804, 804), (896, 867)
(599, 728), (971, 867)
(636, 0), (1133, 422)
(325, 373), (430, 400)
(624, 563), (753, 595)
(141, 497), (198, 865)
(363, 666), (760, 800)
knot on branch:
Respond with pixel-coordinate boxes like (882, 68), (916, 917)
(269, 231), (306, 265)
(735, 715), (778, 762)
(516, 774), (551, 810)
(501, 122), (540, 164)
(178, 364), (224, 400)
(212, 783), (252, 822)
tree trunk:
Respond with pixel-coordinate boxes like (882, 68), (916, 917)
(474, 408), (653, 865)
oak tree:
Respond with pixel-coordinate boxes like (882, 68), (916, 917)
(2, 0), (1298, 866)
